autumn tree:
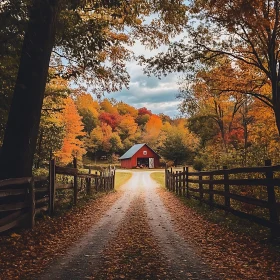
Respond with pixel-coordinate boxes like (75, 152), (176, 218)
(116, 101), (138, 117)
(117, 114), (138, 140)
(34, 74), (69, 168)
(75, 93), (100, 135)
(86, 123), (123, 159)
(141, 0), (280, 135)
(159, 120), (198, 165)
(0, 0), (188, 179)
(55, 97), (86, 165)
(142, 115), (163, 148)
(99, 111), (121, 131)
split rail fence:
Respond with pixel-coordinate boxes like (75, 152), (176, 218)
(165, 159), (280, 237)
(0, 158), (115, 233)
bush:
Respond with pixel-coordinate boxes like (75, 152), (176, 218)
(192, 158), (205, 171)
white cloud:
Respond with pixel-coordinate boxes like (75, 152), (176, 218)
(104, 39), (182, 118)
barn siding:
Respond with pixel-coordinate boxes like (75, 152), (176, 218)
(120, 144), (160, 168)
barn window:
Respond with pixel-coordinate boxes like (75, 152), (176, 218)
(143, 151), (147, 155)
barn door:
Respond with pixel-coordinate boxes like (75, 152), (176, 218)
(149, 158), (154, 168)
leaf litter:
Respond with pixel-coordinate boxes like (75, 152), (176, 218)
(158, 188), (280, 280)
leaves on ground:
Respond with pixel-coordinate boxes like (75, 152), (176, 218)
(0, 192), (122, 280)
(158, 188), (280, 280)
(93, 194), (177, 279)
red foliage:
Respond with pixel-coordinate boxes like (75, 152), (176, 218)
(99, 112), (121, 131)
(138, 107), (152, 116)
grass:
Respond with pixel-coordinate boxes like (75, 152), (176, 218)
(150, 172), (165, 188)
(115, 171), (132, 190)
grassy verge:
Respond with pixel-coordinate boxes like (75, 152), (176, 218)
(115, 171), (132, 190)
(150, 172), (165, 188)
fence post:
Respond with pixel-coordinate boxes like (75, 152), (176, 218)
(186, 167), (189, 198)
(176, 171), (179, 194)
(179, 171), (182, 196)
(49, 158), (55, 216)
(209, 174), (214, 210)
(112, 169), (115, 190)
(73, 157), (78, 206)
(165, 165), (168, 189)
(199, 173), (203, 204)
(265, 159), (280, 238)
(223, 166), (230, 211)
(165, 170), (168, 190)
(86, 167), (91, 195)
(182, 167), (186, 196)
(170, 168), (173, 191)
(95, 171), (98, 192)
(172, 171), (175, 192)
(29, 178), (35, 228)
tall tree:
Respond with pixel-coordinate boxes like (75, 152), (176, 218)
(0, 0), (61, 178)
(141, 0), (280, 134)
(159, 120), (198, 165)
(75, 92), (100, 135)
(0, 0), (188, 178)
(55, 97), (86, 165)
(34, 74), (69, 168)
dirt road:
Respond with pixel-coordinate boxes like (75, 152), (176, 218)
(39, 171), (214, 279)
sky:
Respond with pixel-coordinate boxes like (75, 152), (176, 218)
(103, 40), (182, 118)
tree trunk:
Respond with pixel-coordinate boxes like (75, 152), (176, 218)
(274, 104), (280, 137)
(36, 129), (44, 169)
(0, 0), (60, 179)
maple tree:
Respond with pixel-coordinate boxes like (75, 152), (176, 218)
(55, 97), (86, 165)
(142, 114), (163, 148)
(86, 122), (123, 159)
(98, 111), (121, 131)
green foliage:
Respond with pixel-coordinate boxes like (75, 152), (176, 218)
(78, 108), (99, 134)
(159, 129), (194, 165)
(188, 116), (219, 147)
(192, 158), (205, 171)
(0, 1), (28, 143)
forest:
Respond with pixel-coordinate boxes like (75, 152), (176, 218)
(1, 0), (280, 176)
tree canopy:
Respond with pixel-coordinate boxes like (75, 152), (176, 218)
(0, 0), (188, 178)
(141, 0), (280, 135)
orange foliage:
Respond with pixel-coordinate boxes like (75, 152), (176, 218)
(56, 97), (86, 165)
(76, 93), (100, 117)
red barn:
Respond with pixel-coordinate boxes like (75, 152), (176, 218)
(119, 143), (160, 169)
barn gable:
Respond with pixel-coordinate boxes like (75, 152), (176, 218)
(119, 143), (160, 169)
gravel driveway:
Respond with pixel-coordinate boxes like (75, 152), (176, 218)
(38, 171), (214, 280)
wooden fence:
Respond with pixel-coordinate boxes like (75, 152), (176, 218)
(0, 158), (115, 233)
(165, 160), (280, 237)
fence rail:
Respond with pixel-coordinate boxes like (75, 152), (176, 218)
(165, 159), (280, 238)
(0, 158), (115, 233)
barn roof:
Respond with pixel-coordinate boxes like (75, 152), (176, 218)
(119, 144), (146, 160)
(119, 143), (160, 160)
